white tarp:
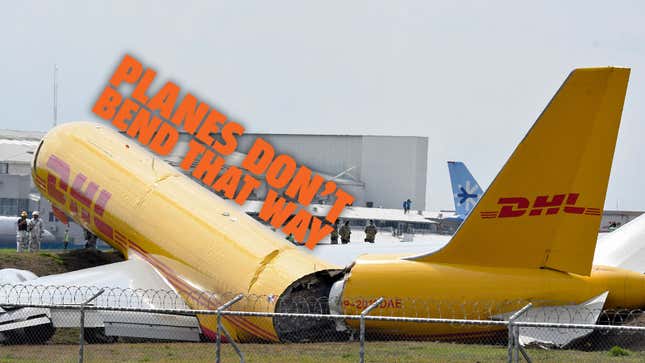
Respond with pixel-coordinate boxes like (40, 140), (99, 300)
(495, 292), (608, 348)
(0, 258), (202, 342)
(0, 269), (38, 284)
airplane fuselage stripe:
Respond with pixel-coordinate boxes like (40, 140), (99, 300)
(125, 243), (277, 340)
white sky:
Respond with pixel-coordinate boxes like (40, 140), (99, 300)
(1, 1), (644, 211)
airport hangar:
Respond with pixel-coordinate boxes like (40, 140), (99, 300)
(0, 128), (432, 245)
(0, 127), (639, 246)
(167, 132), (429, 209)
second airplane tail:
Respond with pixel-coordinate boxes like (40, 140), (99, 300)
(447, 161), (482, 219)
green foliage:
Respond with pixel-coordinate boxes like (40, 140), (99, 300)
(608, 346), (630, 357)
(39, 252), (64, 265)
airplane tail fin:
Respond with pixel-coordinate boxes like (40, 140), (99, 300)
(410, 68), (630, 276)
(447, 161), (482, 218)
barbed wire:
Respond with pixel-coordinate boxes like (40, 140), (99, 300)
(0, 283), (643, 327)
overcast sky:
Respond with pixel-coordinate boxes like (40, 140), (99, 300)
(1, 1), (644, 211)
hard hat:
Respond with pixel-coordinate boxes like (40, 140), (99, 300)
(32, 211), (39, 216)
(20, 211), (27, 217)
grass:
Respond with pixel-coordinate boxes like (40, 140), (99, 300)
(0, 249), (124, 277)
(1, 341), (644, 362)
(38, 252), (65, 265)
(0, 249), (68, 276)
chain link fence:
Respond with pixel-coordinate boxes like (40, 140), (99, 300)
(1, 284), (645, 362)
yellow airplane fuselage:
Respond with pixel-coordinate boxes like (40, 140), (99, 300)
(32, 122), (336, 342)
(339, 255), (645, 336)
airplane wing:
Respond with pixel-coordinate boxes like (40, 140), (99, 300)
(0, 257), (202, 343)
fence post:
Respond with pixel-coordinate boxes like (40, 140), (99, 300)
(360, 297), (384, 363)
(515, 324), (532, 363)
(78, 289), (105, 363)
(507, 303), (532, 363)
(216, 294), (244, 363)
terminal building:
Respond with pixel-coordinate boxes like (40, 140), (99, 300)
(0, 126), (640, 246)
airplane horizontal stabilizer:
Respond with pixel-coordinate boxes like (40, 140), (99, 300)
(410, 68), (630, 276)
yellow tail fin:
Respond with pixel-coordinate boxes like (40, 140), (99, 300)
(412, 68), (630, 276)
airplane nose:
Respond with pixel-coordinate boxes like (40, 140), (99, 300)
(32, 139), (44, 171)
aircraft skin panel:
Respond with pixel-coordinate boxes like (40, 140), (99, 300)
(410, 68), (630, 276)
(31, 122), (336, 342)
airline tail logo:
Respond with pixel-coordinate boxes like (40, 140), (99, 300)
(448, 161), (482, 217)
(456, 181), (480, 208)
(479, 193), (601, 219)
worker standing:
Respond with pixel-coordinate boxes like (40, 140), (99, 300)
(364, 220), (377, 243)
(27, 211), (43, 253)
(340, 221), (351, 244)
(84, 228), (98, 249)
(16, 211), (29, 252)
(330, 221), (339, 244)
(63, 224), (70, 250)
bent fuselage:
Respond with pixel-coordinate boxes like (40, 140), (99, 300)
(32, 122), (336, 341)
(32, 122), (645, 342)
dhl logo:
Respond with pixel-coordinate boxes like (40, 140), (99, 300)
(479, 193), (601, 219)
(34, 155), (114, 239)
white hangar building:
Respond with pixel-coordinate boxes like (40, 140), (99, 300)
(166, 132), (430, 211)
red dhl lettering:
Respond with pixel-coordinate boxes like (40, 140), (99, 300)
(480, 193), (601, 219)
(42, 154), (114, 239)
